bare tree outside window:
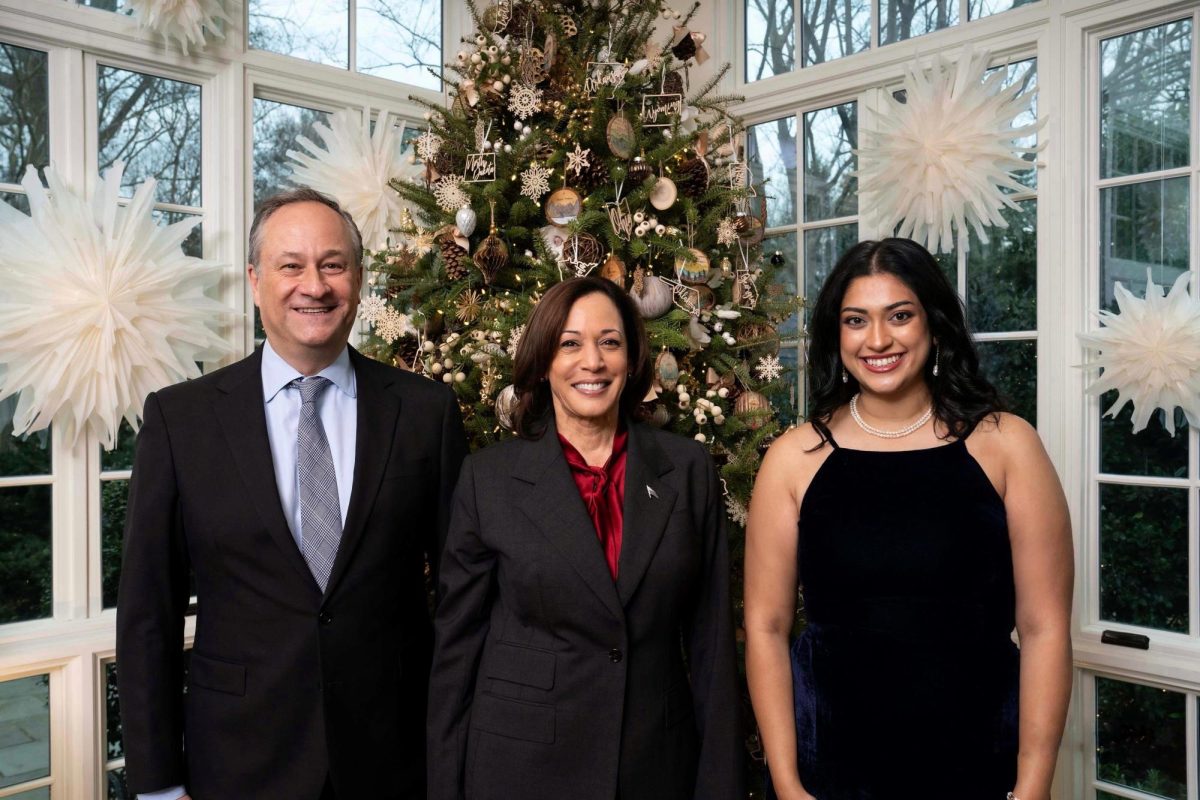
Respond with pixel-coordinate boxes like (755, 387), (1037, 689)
(358, 0), (442, 90)
(0, 43), (48, 186)
(802, 0), (869, 66)
(880, 0), (957, 45)
(746, 0), (795, 81)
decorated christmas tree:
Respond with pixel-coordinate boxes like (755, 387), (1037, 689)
(358, 0), (794, 531)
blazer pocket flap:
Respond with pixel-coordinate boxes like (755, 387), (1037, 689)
(189, 652), (246, 696)
(486, 642), (556, 690)
(665, 681), (694, 729)
(381, 456), (432, 481)
(473, 692), (555, 744)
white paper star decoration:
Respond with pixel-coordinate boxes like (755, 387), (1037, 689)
(126, 0), (233, 54)
(0, 164), (233, 449)
(288, 106), (408, 252)
(1079, 271), (1200, 436)
(856, 47), (1043, 254)
(520, 163), (552, 202)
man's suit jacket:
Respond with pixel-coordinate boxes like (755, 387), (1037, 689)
(427, 418), (744, 800)
(117, 346), (467, 800)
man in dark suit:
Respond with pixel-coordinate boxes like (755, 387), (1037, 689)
(117, 188), (467, 800)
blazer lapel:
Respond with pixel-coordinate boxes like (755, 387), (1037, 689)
(323, 349), (401, 599)
(515, 419), (624, 621)
(214, 349), (318, 590)
(615, 424), (677, 607)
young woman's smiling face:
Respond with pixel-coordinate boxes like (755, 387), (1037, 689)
(839, 271), (933, 398)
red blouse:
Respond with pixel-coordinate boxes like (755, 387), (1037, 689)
(558, 429), (628, 580)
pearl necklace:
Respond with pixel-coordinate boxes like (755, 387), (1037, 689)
(849, 393), (933, 439)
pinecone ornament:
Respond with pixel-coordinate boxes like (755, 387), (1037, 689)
(438, 233), (471, 281)
(578, 156), (610, 192)
(663, 71), (685, 97)
(675, 156), (710, 197)
(394, 335), (420, 370)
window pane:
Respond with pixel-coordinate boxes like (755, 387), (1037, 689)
(1099, 483), (1187, 633)
(804, 223), (858, 327)
(1095, 677), (1186, 799)
(967, 199), (1036, 333)
(746, 0), (795, 81)
(749, 116), (797, 228)
(801, 0), (869, 67)
(151, 210), (202, 258)
(969, 0), (1036, 19)
(1100, 20), (1191, 180)
(97, 66), (202, 208)
(104, 662), (122, 761)
(81, 0), (131, 12)
(0, 674), (50, 789)
(252, 98), (331, 207)
(102, 479), (129, 609)
(1099, 178), (1189, 311)
(1100, 390), (1188, 478)
(250, 0), (349, 69)
(107, 767), (130, 799)
(102, 420), (136, 472)
(1, 191), (30, 214)
(0, 400), (51, 477)
(976, 339), (1036, 424)
(766, 233), (799, 338)
(357, 0), (441, 89)
(991, 59), (1038, 190)
(0, 43), (48, 187)
(0, 486), (51, 624)
(803, 102), (857, 221)
(879, 0), (958, 46)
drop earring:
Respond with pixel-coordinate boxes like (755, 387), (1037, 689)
(841, 367), (849, 384)
(932, 345), (940, 377)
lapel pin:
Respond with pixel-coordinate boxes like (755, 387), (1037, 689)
(646, 485), (658, 499)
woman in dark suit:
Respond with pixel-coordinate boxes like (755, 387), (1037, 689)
(428, 276), (744, 800)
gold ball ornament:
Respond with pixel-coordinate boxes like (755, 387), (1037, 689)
(600, 252), (627, 286)
(627, 156), (654, 185)
(735, 390), (771, 429)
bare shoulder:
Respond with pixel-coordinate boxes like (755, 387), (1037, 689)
(970, 412), (1044, 460)
(757, 422), (836, 501)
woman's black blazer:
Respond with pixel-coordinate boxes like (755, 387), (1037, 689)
(428, 418), (744, 800)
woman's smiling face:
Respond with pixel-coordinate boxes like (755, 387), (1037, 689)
(839, 271), (933, 397)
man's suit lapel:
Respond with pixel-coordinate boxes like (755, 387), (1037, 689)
(616, 424), (677, 607)
(515, 418), (624, 620)
(324, 349), (401, 598)
(214, 349), (317, 590)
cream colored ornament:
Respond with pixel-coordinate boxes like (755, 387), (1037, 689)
(630, 273), (674, 319)
(600, 252), (627, 285)
(649, 176), (677, 211)
(495, 385), (518, 429)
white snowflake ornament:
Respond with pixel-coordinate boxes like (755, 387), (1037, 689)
(507, 324), (526, 357)
(374, 307), (417, 344)
(566, 144), (592, 177)
(755, 353), (784, 382)
(725, 494), (748, 526)
(0, 164), (233, 449)
(856, 47), (1043, 254)
(415, 130), (442, 163)
(288, 106), (409, 251)
(508, 84), (543, 121)
(520, 163), (552, 202)
(127, 0), (233, 55)
(716, 217), (737, 247)
(1079, 271), (1200, 435)
(433, 175), (471, 213)
(358, 293), (390, 325)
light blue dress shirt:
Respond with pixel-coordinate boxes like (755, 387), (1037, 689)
(138, 341), (357, 800)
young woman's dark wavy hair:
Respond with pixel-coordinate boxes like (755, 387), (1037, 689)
(807, 238), (1003, 448)
(511, 276), (653, 439)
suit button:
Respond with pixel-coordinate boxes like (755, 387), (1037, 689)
(319, 611), (333, 625)
(609, 648), (623, 663)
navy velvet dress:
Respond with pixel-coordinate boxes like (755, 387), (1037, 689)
(778, 433), (1019, 799)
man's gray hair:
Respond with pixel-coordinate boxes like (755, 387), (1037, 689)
(248, 188), (364, 273)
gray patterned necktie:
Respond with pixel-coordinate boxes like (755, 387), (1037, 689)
(294, 376), (341, 591)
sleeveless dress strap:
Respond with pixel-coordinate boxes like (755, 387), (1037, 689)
(823, 427), (840, 449)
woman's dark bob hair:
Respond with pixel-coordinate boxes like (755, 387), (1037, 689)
(511, 276), (653, 439)
(807, 237), (1003, 447)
